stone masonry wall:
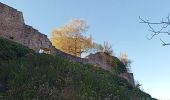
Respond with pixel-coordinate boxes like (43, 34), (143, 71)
(86, 52), (135, 86)
(23, 25), (52, 52)
(52, 47), (135, 87)
(0, 2), (52, 52)
(85, 52), (114, 71)
(0, 2), (24, 42)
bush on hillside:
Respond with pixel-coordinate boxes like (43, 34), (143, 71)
(0, 54), (154, 100)
(0, 38), (156, 100)
(0, 38), (33, 61)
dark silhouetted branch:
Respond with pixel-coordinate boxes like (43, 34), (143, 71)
(139, 14), (170, 46)
(160, 38), (170, 46)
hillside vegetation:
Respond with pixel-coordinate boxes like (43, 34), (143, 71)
(0, 38), (156, 100)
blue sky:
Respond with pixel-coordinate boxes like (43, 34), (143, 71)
(1, 0), (170, 99)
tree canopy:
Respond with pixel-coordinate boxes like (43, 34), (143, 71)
(51, 19), (93, 57)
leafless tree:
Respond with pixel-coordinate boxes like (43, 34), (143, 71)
(103, 41), (113, 55)
(139, 14), (170, 46)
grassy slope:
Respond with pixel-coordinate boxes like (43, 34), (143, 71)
(0, 38), (156, 100)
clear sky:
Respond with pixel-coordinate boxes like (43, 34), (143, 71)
(1, 0), (170, 99)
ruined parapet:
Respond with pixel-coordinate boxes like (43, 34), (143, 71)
(86, 52), (113, 71)
(0, 2), (52, 52)
(22, 25), (52, 52)
(86, 52), (135, 86)
(0, 2), (24, 42)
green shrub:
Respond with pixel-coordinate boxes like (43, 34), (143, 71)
(0, 54), (154, 100)
(0, 38), (33, 61)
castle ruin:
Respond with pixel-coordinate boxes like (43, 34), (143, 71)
(0, 2), (135, 86)
(0, 2), (52, 52)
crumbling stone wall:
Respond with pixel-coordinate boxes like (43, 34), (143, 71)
(0, 2), (24, 42)
(0, 2), (52, 52)
(22, 25), (52, 52)
(49, 51), (135, 86)
(86, 52), (113, 71)
(86, 52), (135, 86)
(0, 2), (85, 61)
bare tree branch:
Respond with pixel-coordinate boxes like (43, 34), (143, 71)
(160, 38), (170, 46)
(139, 14), (170, 46)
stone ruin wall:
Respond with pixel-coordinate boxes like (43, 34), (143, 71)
(0, 3), (24, 42)
(85, 52), (113, 71)
(53, 50), (135, 86)
(86, 53), (135, 86)
(23, 25), (52, 52)
(0, 2), (52, 52)
(0, 2), (135, 86)
(0, 2), (85, 63)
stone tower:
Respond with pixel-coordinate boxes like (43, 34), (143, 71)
(0, 2), (52, 52)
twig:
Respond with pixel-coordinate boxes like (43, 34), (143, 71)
(139, 14), (170, 46)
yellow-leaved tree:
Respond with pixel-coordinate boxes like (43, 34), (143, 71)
(51, 19), (93, 57)
(120, 52), (131, 72)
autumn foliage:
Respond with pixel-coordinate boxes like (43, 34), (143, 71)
(51, 19), (93, 57)
(120, 52), (131, 72)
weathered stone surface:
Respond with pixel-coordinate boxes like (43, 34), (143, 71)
(0, 2), (52, 52)
(0, 2), (24, 42)
(23, 25), (52, 52)
(86, 52), (113, 71)
(86, 52), (135, 86)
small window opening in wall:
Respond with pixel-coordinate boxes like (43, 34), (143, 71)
(9, 36), (14, 39)
(39, 47), (51, 54)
